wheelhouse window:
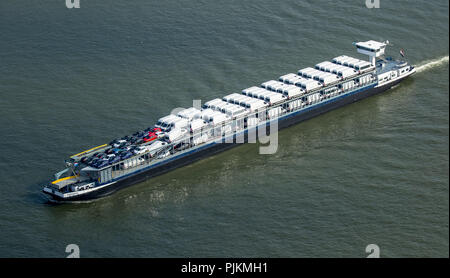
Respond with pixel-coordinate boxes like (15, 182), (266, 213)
(357, 46), (376, 52)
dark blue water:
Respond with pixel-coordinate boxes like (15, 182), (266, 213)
(0, 0), (448, 257)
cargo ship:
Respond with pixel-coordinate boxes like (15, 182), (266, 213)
(43, 40), (416, 202)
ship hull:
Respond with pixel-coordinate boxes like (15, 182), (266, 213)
(45, 75), (411, 202)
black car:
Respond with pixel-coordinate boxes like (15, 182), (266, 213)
(84, 156), (94, 164)
(109, 138), (120, 146)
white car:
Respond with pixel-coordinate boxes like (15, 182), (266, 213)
(133, 146), (147, 155)
(164, 128), (188, 143)
(146, 140), (168, 156)
(113, 139), (127, 148)
(157, 151), (170, 159)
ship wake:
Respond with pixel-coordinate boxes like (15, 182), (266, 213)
(415, 56), (449, 73)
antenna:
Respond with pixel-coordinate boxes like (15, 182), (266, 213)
(384, 40), (394, 46)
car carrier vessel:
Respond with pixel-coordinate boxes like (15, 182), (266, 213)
(43, 40), (416, 202)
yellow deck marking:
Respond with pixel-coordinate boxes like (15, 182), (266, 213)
(51, 175), (79, 184)
(70, 144), (108, 158)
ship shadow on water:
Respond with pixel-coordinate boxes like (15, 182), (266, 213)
(111, 142), (261, 203)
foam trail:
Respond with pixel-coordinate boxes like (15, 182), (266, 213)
(415, 56), (449, 73)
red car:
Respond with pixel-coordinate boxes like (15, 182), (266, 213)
(151, 127), (162, 133)
(143, 128), (163, 143)
(143, 133), (158, 143)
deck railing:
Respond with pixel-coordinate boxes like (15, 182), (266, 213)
(106, 72), (378, 181)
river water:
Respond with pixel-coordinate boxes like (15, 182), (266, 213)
(0, 0), (448, 257)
